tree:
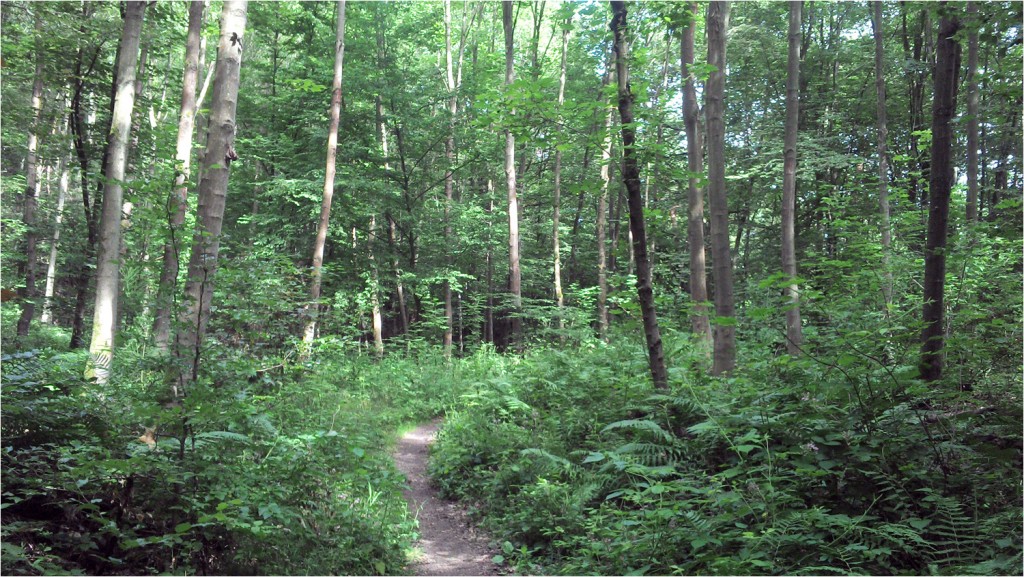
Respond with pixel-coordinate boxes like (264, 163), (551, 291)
(610, 0), (669, 390)
(42, 113), (71, 325)
(17, 10), (45, 337)
(872, 0), (894, 308)
(502, 0), (522, 348)
(175, 0), (248, 393)
(441, 0), (473, 354)
(920, 5), (961, 382)
(781, 0), (803, 354)
(681, 1), (712, 353)
(152, 0), (206, 352)
(303, 0), (346, 349)
(597, 62), (613, 342)
(551, 6), (571, 337)
(87, 1), (147, 383)
(965, 1), (980, 224)
(705, 0), (736, 375)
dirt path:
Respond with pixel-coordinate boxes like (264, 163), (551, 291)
(393, 421), (498, 576)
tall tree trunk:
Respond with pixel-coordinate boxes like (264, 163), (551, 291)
(706, 0), (736, 375)
(920, 8), (961, 382)
(872, 1), (894, 308)
(502, 0), (522, 349)
(303, 0), (346, 348)
(42, 117), (71, 325)
(610, 1), (669, 390)
(174, 0), (248, 394)
(87, 1), (146, 383)
(597, 63), (614, 341)
(552, 10), (569, 337)
(17, 11), (45, 337)
(781, 1), (803, 354)
(965, 1), (980, 224)
(442, 0), (457, 355)
(681, 1), (712, 352)
(153, 0), (206, 352)
(68, 5), (101, 349)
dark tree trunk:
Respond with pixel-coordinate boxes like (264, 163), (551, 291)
(610, 0), (669, 390)
(920, 7), (961, 382)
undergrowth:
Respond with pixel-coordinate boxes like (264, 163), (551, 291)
(429, 328), (1023, 575)
(0, 318), (494, 576)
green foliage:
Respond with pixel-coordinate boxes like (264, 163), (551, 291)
(430, 328), (1023, 576)
(0, 338), (493, 575)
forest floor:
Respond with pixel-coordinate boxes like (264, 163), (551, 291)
(394, 421), (499, 576)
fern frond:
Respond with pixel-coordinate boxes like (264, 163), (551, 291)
(601, 419), (672, 442)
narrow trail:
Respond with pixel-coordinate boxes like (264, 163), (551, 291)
(393, 421), (498, 576)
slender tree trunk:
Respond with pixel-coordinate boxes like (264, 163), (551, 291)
(303, 0), (346, 348)
(872, 1), (894, 308)
(965, 1), (980, 224)
(42, 119), (71, 325)
(552, 11), (569, 336)
(920, 8), (961, 382)
(387, 212), (409, 334)
(174, 0), (248, 394)
(442, 0), (457, 355)
(369, 215), (384, 357)
(597, 64), (614, 341)
(706, 1), (736, 375)
(87, 1), (146, 383)
(610, 1), (668, 390)
(17, 12), (45, 337)
(502, 0), (522, 349)
(153, 0), (206, 352)
(68, 7), (100, 349)
(781, 1), (803, 354)
(681, 1), (712, 352)
(485, 182), (493, 342)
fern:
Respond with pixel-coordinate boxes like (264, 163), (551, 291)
(601, 419), (672, 442)
(520, 448), (573, 471)
(612, 442), (682, 467)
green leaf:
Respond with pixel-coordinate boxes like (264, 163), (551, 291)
(351, 447), (365, 458)
(492, 555), (505, 564)
(174, 522), (193, 533)
(582, 451), (605, 464)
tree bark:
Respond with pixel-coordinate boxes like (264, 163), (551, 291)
(920, 7), (961, 382)
(872, 1), (894, 308)
(153, 0), (206, 352)
(68, 5), (101, 349)
(87, 1), (146, 383)
(502, 0), (522, 349)
(42, 116), (71, 325)
(597, 62), (614, 341)
(610, 1), (669, 390)
(681, 1), (712, 352)
(552, 11), (569, 337)
(303, 0), (346, 348)
(781, 1), (803, 354)
(965, 1), (980, 224)
(442, 0), (459, 355)
(369, 215), (384, 357)
(174, 0), (248, 394)
(706, 0), (736, 375)
(17, 11), (45, 337)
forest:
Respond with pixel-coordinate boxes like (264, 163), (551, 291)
(1, 0), (1021, 575)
